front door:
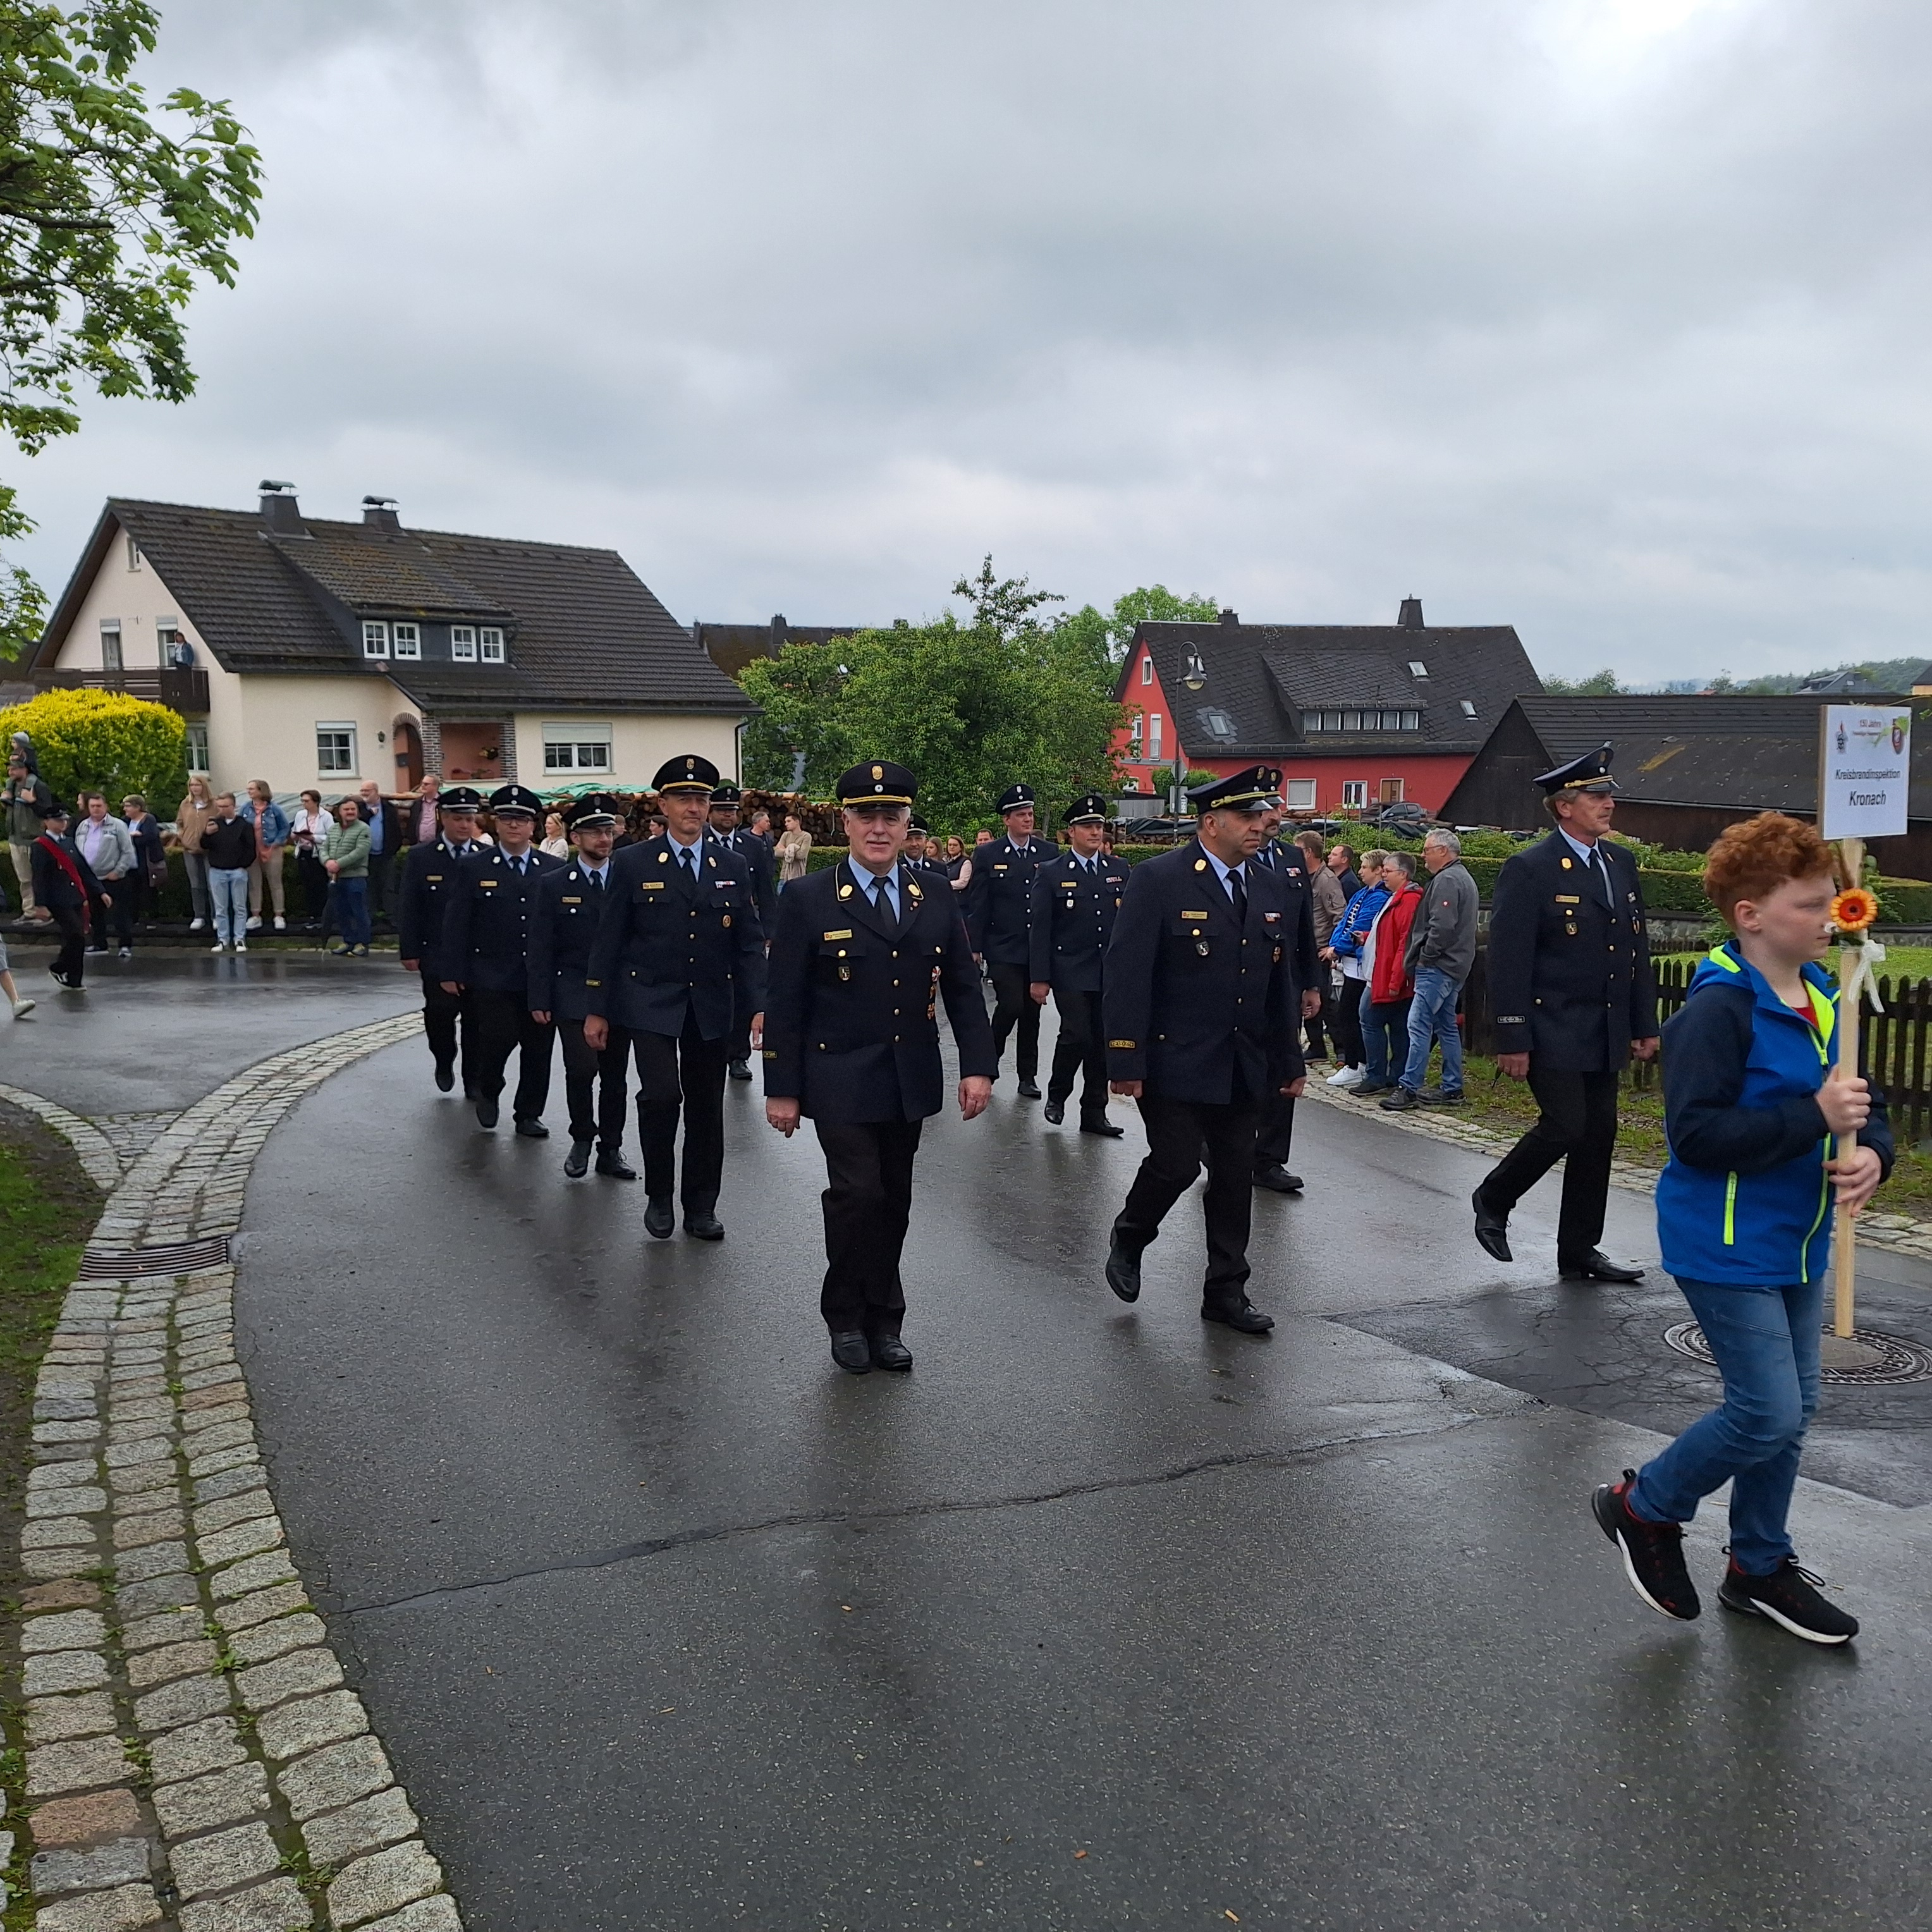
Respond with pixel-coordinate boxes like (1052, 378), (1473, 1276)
(393, 719), (423, 792)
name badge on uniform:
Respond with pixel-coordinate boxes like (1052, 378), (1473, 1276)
(562, 896), (582, 905)
(478, 879), (498, 890)
(427, 874), (443, 882)
(1555, 895), (1580, 904)
(823, 929), (852, 940)
(1182, 909), (1211, 919)
(993, 864), (1008, 871)
(639, 881), (665, 891)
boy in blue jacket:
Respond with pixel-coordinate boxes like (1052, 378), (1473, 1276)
(1593, 813), (1888, 1644)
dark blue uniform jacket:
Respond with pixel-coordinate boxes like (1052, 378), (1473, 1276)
(527, 859), (619, 1023)
(764, 857), (996, 1123)
(709, 826), (774, 922)
(439, 847), (559, 993)
(1486, 831), (1659, 1072)
(396, 837), (480, 981)
(1103, 840), (1305, 1105)
(1027, 850), (1132, 993)
(964, 836), (1051, 965)
(586, 836), (767, 1040)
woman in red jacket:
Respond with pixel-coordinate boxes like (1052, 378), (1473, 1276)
(1359, 849), (1423, 1094)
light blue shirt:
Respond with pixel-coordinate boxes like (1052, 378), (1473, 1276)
(1557, 827), (1613, 903)
(1199, 845), (1247, 905)
(859, 864), (901, 921)
(582, 861), (609, 888)
(668, 831), (703, 878)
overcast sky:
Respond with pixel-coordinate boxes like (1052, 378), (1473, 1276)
(16, 0), (1932, 682)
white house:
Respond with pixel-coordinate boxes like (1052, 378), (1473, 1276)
(26, 484), (751, 795)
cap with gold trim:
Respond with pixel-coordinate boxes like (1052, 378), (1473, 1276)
(1534, 745), (1617, 795)
(835, 760), (917, 807)
(652, 754), (721, 795)
(1187, 765), (1282, 814)
(1061, 792), (1110, 826)
(487, 783), (544, 818)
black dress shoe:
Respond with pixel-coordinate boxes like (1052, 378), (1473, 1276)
(683, 1209), (724, 1240)
(1043, 1097), (1065, 1125)
(728, 1059), (753, 1082)
(564, 1139), (592, 1178)
(1080, 1118), (1125, 1138)
(463, 1080), (478, 1100)
(1252, 1164), (1304, 1194)
(1017, 1077), (1042, 1099)
(1203, 1300), (1276, 1335)
(434, 1062), (455, 1093)
(1472, 1187), (1512, 1263)
(475, 1096), (499, 1130)
(1105, 1231), (1143, 1302)
(1560, 1250), (1645, 1283)
(514, 1117), (550, 1139)
(871, 1334), (913, 1371)
(595, 1149), (639, 1180)
(644, 1196), (675, 1238)
(830, 1330), (872, 1374)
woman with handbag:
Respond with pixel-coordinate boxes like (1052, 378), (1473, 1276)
(121, 795), (168, 931)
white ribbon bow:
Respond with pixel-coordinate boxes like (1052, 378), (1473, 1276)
(1841, 935), (1887, 1015)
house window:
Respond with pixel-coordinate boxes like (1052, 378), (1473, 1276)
(1197, 705), (1237, 743)
(362, 621), (389, 659)
(1140, 656), (1153, 685)
(450, 626), (477, 662)
(479, 627), (505, 663)
(1323, 711), (1343, 732)
(99, 620), (123, 671)
(1341, 780), (1368, 808)
(1285, 778), (1317, 810)
(185, 722), (210, 773)
(317, 723), (358, 775)
(1408, 661), (1428, 677)
(1147, 714), (1163, 759)
(542, 721), (611, 772)
(1460, 699), (1477, 718)
(1127, 716), (1142, 755)
(1122, 776), (1140, 792)
(126, 535), (142, 571)
(1380, 778), (1405, 804)
(1402, 709), (1420, 730)
(392, 622), (421, 660)
(1343, 709), (1363, 731)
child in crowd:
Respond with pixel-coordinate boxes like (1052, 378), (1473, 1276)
(1593, 813), (1888, 1644)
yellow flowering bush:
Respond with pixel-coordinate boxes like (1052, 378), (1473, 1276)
(0, 687), (186, 816)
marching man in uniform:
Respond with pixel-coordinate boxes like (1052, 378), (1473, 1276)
(763, 761), (996, 1374)
(965, 781), (1051, 1097)
(397, 783), (486, 1096)
(1027, 792), (1130, 1135)
(1472, 745), (1660, 1280)
(1102, 767), (1307, 1334)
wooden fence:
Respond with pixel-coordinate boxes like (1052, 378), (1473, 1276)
(1460, 950), (1932, 1141)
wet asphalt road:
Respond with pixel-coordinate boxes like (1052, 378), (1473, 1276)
(222, 1001), (1932, 1932)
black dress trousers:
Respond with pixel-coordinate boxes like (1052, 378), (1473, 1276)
(1048, 987), (1108, 1121)
(633, 1012), (728, 1208)
(51, 905), (87, 983)
(558, 1018), (630, 1149)
(1115, 1089), (1262, 1307)
(814, 1116), (923, 1336)
(419, 969), (474, 1085)
(468, 990), (555, 1121)
(987, 961), (1041, 1079)
(1479, 1063), (1622, 1261)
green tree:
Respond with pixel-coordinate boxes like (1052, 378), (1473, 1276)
(1539, 667), (1624, 695)
(0, 684), (185, 811)
(1099, 584), (1220, 660)
(0, 1), (262, 654)
(740, 559), (1128, 833)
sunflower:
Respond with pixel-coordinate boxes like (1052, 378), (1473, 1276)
(1830, 887), (1880, 934)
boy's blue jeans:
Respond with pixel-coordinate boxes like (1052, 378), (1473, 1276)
(1630, 1275), (1822, 1575)
(1400, 966), (1464, 1095)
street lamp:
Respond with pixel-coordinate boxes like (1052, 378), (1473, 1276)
(1182, 647), (1206, 692)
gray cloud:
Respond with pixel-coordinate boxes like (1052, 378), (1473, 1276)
(16, 0), (1932, 680)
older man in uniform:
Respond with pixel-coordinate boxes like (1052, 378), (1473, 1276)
(398, 783), (485, 1095)
(764, 761), (995, 1373)
(587, 755), (766, 1240)
(441, 785), (558, 1134)
(965, 781), (1051, 1097)
(1028, 792), (1130, 1136)
(1472, 745), (1660, 1280)
(1103, 767), (1307, 1334)
(529, 794), (635, 1181)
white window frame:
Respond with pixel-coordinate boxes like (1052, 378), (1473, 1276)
(126, 535), (142, 571)
(1147, 713), (1163, 760)
(541, 721), (612, 774)
(391, 621), (421, 661)
(1140, 656), (1154, 685)
(1341, 780), (1368, 808)
(450, 625), (477, 662)
(184, 721), (211, 773)
(1408, 660), (1428, 677)
(362, 621), (389, 660)
(1460, 699), (1477, 718)
(99, 620), (123, 671)
(479, 627), (506, 663)
(1284, 778), (1317, 810)
(317, 722), (359, 776)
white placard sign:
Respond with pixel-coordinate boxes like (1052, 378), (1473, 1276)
(1819, 704), (1913, 840)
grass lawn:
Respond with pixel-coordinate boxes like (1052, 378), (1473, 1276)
(1661, 944), (1932, 986)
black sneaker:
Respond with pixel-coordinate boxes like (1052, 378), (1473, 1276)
(1378, 1087), (1420, 1112)
(1591, 1470), (1699, 1620)
(1418, 1086), (1465, 1106)
(1718, 1556), (1858, 1645)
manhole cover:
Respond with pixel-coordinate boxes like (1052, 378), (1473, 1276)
(1663, 1321), (1932, 1386)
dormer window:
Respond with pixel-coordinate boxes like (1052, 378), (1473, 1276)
(1197, 706), (1237, 743)
(451, 626), (477, 661)
(392, 621), (421, 661)
(1409, 661), (1428, 676)
(480, 627), (505, 663)
(362, 621), (389, 659)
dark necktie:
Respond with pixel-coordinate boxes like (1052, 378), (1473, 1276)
(872, 876), (896, 929)
(1228, 867), (1248, 926)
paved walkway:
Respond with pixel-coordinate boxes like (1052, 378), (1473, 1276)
(6, 967), (1932, 1931)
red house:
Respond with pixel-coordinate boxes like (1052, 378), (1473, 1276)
(1113, 599), (1544, 817)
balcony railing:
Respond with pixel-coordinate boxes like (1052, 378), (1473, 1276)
(34, 667), (210, 714)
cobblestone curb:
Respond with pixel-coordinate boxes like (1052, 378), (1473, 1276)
(1301, 1073), (1932, 1264)
(8, 1010), (464, 1931)
(0, 1082), (123, 1194)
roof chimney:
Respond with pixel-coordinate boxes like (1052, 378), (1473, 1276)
(1397, 596), (1424, 630)
(362, 494), (401, 532)
(1218, 608), (1239, 626)
(257, 480), (305, 537)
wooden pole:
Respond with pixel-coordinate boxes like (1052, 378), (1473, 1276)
(1833, 835), (1865, 1339)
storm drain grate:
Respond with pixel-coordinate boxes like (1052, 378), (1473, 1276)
(78, 1237), (231, 1281)
(1663, 1320), (1932, 1386)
